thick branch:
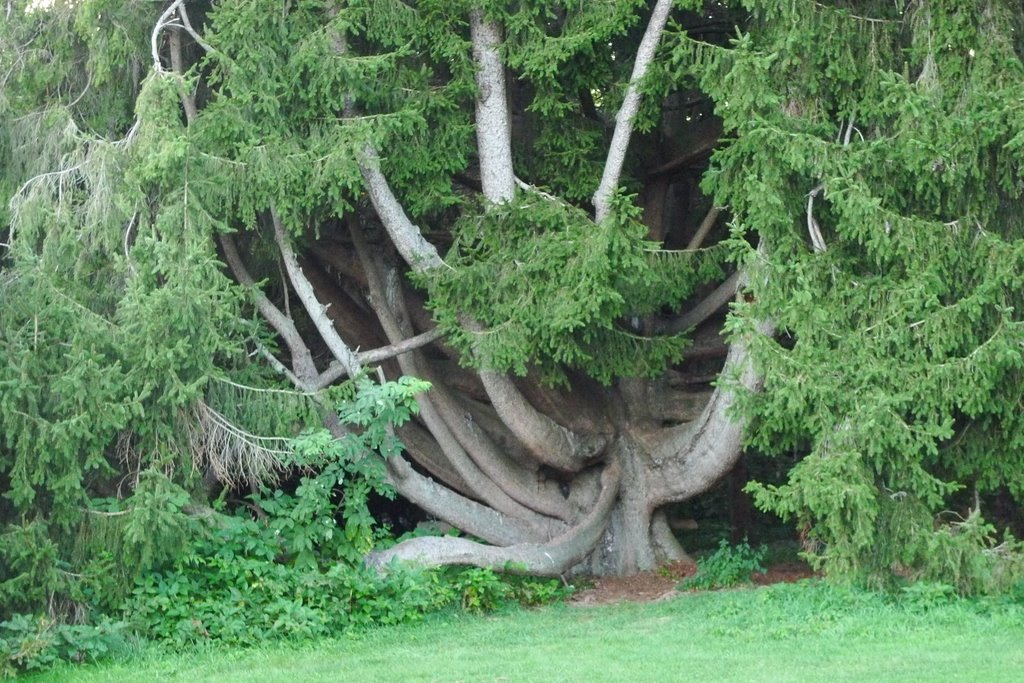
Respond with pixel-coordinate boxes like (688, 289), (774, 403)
(396, 421), (473, 496)
(649, 318), (774, 507)
(352, 221), (565, 531)
(592, 0), (674, 223)
(659, 270), (740, 334)
(358, 145), (445, 272)
(470, 10), (515, 204)
(428, 372), (573, 521)
(686, 206), (722, 251)
(385, 455), (541, 546)
(479, 370), (606, 473)
(367, 462), (621, 575)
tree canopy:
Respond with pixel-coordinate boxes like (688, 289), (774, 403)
(2, 0), (1024, 620)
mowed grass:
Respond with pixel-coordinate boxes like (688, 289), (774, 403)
(32, 580), (1024, 683)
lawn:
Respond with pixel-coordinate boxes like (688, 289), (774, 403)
(32, 580), (1024, 682)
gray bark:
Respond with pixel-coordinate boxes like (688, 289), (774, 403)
(649, 318), (774, 507)
(271, 209), (363, 378)
(593, 0), (675, 223)
(478, 371), (605, 473)
(470, 10), (515, 204)
(358, 144), (445, 272)
(367, 461), (620, 575)
(219, 234), (319, 384)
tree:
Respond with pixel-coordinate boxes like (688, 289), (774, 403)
(2, 0), (1023, 603)
(699, 0), (1024, 590)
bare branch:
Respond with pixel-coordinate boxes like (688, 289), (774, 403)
(176, 3), (215, 56)
(686, 206), (722, 251)
(151, 0), (215, 74)
(470, 10), (515, 204)
(271, 209), (363, 378)
(219, 233), (319, 383)
(661, 270), (740, 334)
(648, 324), (769, 507)
(807, 183), (827, 253)
(650, 275), (774, 507)
(314, 328), (446, 390)
(426, 370), (574, 521)
(593, 0), (674, 223)
(358, 144), (446, 272)
(150, 1), (181, 72)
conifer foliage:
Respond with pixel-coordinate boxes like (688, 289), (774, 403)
(2, 0), (1023, 619)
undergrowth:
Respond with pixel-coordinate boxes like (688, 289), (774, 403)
(679, 539), (767, 591)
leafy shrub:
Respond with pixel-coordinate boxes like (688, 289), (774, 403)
(679, 539), (767, 591)
(125, 545), (569, 647)
(446, 568), (512, 613)
(899, 581), (958, 611)
(123, 495), (569, 645)
(506, 576), (575, 607)
(0, 614), (129, 677)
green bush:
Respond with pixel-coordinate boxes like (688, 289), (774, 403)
(123, 500), (571, 646)
(679, 539), (767, 591)
(0, 614), (129, 677)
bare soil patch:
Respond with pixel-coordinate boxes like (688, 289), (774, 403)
(568, 560), (817, 606)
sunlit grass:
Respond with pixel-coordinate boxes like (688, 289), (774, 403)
(33, 580), (1024, 682)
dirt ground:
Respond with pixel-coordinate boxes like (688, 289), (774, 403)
(568, 560), (817, 606)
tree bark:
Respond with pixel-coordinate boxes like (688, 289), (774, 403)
(367, 461), (620, 575)
(593, 0), (675, 223)
(469, 10), (515, 204)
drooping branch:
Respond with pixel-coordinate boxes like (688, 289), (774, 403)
(593, 0), (674, 223)
(366, 461), (621, 574)
(470, 9), (515, 204)
(188, 400), (289, 488)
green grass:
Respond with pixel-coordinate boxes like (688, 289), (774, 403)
(30, 581), (1024, 682)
